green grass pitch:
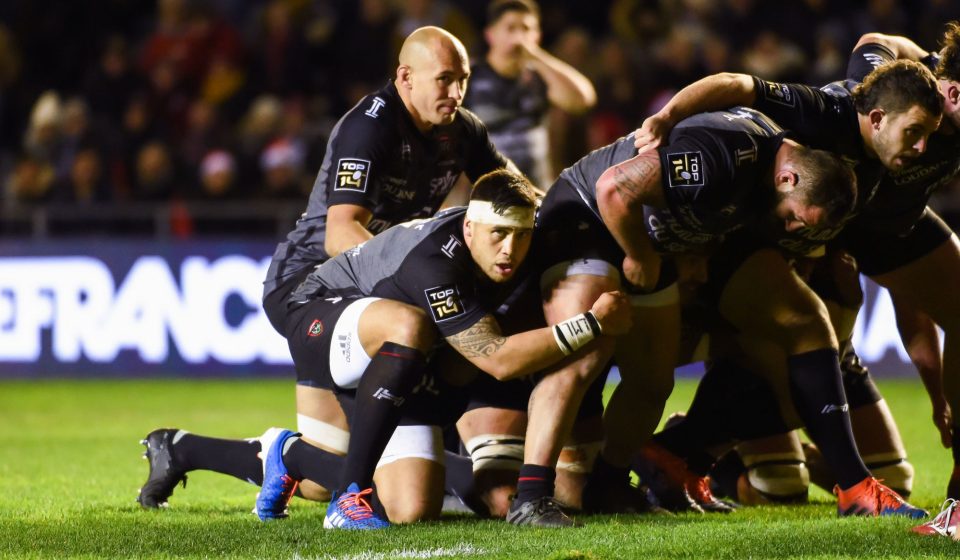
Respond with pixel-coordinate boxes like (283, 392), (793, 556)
(1, 377), (958, 559)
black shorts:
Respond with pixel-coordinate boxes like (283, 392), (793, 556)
(536, 178), (677, 292)
(263, 267), (313, 336)
(284, 294), (361, 390)
(838, 208), (953, 276)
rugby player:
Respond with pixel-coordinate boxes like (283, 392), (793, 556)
(255, 169), (630, 528)
(507, 104), (857, 526)
(137, 26), (524, 517)
(464, 0), (596, 188)
(630, 50), (944, 518)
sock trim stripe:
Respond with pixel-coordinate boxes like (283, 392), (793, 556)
(518, 476), (546, 482)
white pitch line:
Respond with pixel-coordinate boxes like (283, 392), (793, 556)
(298, 543), (486, 560)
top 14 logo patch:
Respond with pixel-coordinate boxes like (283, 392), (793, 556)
(424, 284), (465, 322)
(667, 151), (705, 188)
(336, 158), (371, 192)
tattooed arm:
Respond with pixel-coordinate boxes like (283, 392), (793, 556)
(445, 291), (632, 381)
(595, 150), (666, 290)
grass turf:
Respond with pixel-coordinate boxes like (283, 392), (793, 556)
(1, 377), (957, 559)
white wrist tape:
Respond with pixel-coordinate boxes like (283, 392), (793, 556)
(553, 311), (602, 355)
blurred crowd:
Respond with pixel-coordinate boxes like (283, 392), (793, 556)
(1, 0), (959, 231)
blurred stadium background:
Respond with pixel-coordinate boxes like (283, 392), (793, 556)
(1, 0), (959, 379)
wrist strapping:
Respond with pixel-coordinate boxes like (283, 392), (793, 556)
(553, 311), (603, 355)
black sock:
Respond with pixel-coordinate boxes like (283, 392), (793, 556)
(952, 431), (960, 464)
(589, 453), (630, 487)
(444, 450), (476, 501)
(514, 464), (555, 506)
(338, 342), (426, 490)
(282, 438), (343, 489)
(172, 433), (264, 485)
(787, 348), (869, 489)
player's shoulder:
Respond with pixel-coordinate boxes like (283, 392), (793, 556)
(337, 84), (403, 134)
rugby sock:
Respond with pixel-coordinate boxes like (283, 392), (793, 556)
(514, 464), (555, 506)
(590, 453), (630, 487)
(952, 430), (960, 464)
(338, 342), (426, 491)
(786, 348), (869, 490)
(282, 438), (343, 489)
(444, 451), (477, 503)
(654, 360), (790, 462)
(172, 433), (263, 484)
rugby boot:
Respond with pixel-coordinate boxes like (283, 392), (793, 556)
(634, 442), (703, 513)
(507, 496), (583, 527)
(687, 475), (737, 513)
(137, 428), (187, 508)
(835, 476), (927, 519)
(255, 429), (300, 520)
(581, 476), (670, 515)
(912, 499), (960, 539)
(324, 483), (390, 529)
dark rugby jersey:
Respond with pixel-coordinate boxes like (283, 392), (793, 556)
(264, 81), (507, 295)
(843, 43), (960, 235)
(748, 76), (883, 254)
(291, 208), (516, 337)
(465, 61), (550, 188)
(561, 108), (785, 254)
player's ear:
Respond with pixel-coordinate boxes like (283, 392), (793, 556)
(463, 217), (474, 245)
(868, 108), (885, 130)
(775, 169), (799, 192)
(397, 65), (413, 90)
(948, 83), (960, 107)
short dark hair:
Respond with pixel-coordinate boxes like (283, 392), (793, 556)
(470, 169), (538, 214)
(852, 59), (943, 118)
(791, 147), (858, 227)
(937, 21), (960, 82)
(487, 0), (539, 27)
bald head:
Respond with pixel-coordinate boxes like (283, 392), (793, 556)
(395, 27), (471, 131)
(398, 26), (469, 70)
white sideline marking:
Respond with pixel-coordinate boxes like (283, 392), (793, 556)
(299, 543), (485, 560)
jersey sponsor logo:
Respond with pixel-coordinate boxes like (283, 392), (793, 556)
(429, 170), (458, 198)
(424, 284), (464, 322)
(734, 144), (758, 166)
(364, 96), (386, 118)
(307, 319), (324, 337)
(667, 151), (705, 188)
(762, 81), (796, 107)
(335, 158), (371, 192)
(441, 235), (462, 258)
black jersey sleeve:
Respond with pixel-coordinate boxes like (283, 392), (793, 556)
(457, 107), (511, 182)
(397, 254), (491, 338)
(750, 76), (846, 143)
(846, 43), (896, 83)
(324, 100), (396, 210)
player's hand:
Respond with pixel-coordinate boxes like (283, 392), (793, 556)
(633, 113), (673, 154)
(933, 398), (953, 448)
(590, 291), (632, 336)
(622, 253), (661, 292)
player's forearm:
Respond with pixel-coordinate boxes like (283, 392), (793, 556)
(894, 297), (944, 401)
(324, 221), (374, 257)
(527, 48), (597, 114)
(448, 313), (607, 381)
(653, 73), (756, 126)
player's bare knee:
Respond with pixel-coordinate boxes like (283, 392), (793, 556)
(387, 305), (434, 351)
(777, 302), (836, 353)
(384, 495), (440, 523)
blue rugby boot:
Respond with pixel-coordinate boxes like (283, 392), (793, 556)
(255, 429), (300, 520)
(324, 483), (390, 530)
